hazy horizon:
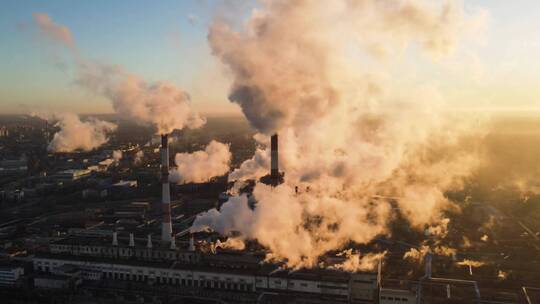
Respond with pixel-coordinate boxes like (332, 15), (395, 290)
(1, 1), (540, 115)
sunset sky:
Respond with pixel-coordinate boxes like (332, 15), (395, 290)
(0, 0), (539, 115)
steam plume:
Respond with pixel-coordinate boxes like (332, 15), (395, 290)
(32, 13), (205, 134)
(194, 0), (485, 268)
(76, 62), (206, 134)
(403, 245), (456, 263)
(33, 13), (74, 48)
(47, 113), (116, 152)
(211, 237), (246, 253)
(169, 141), (231, 183)
(330, 249), (386, 272)
(228, 146), (270, 182)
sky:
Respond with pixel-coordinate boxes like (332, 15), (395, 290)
(0, 0), (539, 115)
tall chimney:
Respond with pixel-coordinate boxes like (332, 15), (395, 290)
(161, 134), (173, 243)
(270, 133), (279, 183)
(129, 233), (135, 247)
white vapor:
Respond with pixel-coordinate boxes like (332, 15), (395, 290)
(169, 141), (231, 184)
(46, 113), (116, 153)
(193, 0), (486, 269)
(32, 13), (205, 135)
(330, 249), (386, 272)
(76, 62), (206, 134)
(32, 13), (74, 48)
(228, 146), (270, 182)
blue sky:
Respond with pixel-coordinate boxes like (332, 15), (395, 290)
(1, 1), (540, 115)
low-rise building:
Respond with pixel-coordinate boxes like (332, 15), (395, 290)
(34, 274), (79, 289)
(33, 252), (378, 303)
(380, 288), (417, 303)
(0, 157), (28, 176)
(0, 263), (24, 287)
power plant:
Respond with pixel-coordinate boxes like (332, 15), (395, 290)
(1, 118), (536, 303)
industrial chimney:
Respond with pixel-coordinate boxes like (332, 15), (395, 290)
(260, 133), (283, 186)
(271, 133), (279, 182)
(161, 134), (173, 244)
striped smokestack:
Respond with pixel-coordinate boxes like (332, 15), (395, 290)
(271, 133), (279, 180)
(161, 134), (172, 243)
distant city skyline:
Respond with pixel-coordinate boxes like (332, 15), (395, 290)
(1, 0), (540, 115)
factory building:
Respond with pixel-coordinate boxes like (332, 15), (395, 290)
(380, 288), (416, 303)
(29, 131), (381, 303)
(0, 263), (24, 287)
(33, 252), (378, 303)
(48, 234), (199, 264)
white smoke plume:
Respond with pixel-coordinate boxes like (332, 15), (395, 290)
(32, 13), (205, 135)
(330, 249), (386, 272)
(193, 183), (391, 268)
(228, 147), (270, 182)
(113, 150), (123, 162)
(76, 62), (206, 134)
(424, 218), (451, 238)
(32, 13), (74, 48)
(47, 113), (117, 152)
(210, 237), (246, 253)
(169, 141), (231, 184)
(403, 245), (456, 263)
(457, 259), (485, 268)
(194, 0), (486, 269)
(457, 259), (486, 275)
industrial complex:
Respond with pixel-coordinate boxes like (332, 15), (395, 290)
(0, 116), (538, 304)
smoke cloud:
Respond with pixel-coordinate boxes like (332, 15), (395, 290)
(33, 13), (74, 48)
(228, 146), (270, 182)
(194, 0), (486, 269)
(169, 141), (231, 184)
(330, 249), (386, 272)
(32, 13), (205, 135)
(76, 62), (206, 134)
(457, 259), (486, 275)
(47, 113), (117, 152)
(403, 245), (456, 263)
(211, 237), (246, 253)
